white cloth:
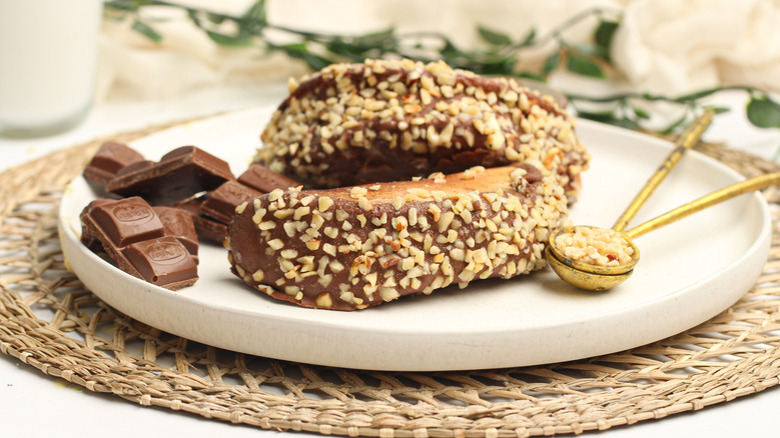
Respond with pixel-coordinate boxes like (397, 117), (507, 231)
(96, 0), (780, 102)
(612, 0), (780, 95)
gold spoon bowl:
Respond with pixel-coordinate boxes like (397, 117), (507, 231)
(546, 172), (780, 291)
(546, 226), (639, 291)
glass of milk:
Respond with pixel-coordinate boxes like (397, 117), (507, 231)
(0, 0), (103, 137)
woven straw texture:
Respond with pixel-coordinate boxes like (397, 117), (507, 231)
(1, 118), (779, 437)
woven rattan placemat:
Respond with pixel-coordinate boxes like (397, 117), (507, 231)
(1, 118), (779, 437)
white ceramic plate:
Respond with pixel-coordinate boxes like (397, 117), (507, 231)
(59, 107), (771, 371)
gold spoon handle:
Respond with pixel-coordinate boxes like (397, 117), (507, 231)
(612, 109), (715, 232)
(625, 172), (780, 239)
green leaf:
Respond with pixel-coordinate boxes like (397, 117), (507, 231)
(205, 13), (226, 25)
(515, 71), (547, 82)
(275, 42), (333, 71)
(325, 38), (369, 61)
(677, 87), (721, 102)
(702, 105), (731, 115)
(576, 110), (639, 130)
(187, 10), (202, 27)
(131, 19), (162, 44)
(358, 27), (395, 46)
(478, 58), (517, 75)
(541, 52), (560, 76)
(594, 20), (619, 54)
(632, 106), (651, 120)
(477, 25), (512, 46)
(301, 52), (333, 71)
(278, 42), (308, 56)
(243, 0), (267, 23)
(660, 112), (690, 135)
(566, 54), (606, 78)
(205, 30), (252, 47)
(104, 1), (138, 12)
(520, 28), (536, 46)
(568, 43), (606, 58)
(441, 41), (467, 59)
(747, 97), (780, 129)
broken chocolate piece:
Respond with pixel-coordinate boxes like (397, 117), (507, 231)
(79, 198), (117, 252)
(81, 197), (198, 290)
(238, 163), (300, 193)
(200, 180), (262, 224)
(115, 159), (155, 177)
(170, 197), (227, 244)
(153, 206), (199, 257)
(106, 146), (235, 205)
(192, 215), (228, 244)
(83, 142), (146, 194)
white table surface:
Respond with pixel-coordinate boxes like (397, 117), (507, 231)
(1, 84), (779, 438)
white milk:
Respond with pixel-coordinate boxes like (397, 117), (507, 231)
(0, 0), (103, 136)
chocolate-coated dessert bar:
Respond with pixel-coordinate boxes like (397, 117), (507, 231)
(106, 146), (234, 205)
(81, 197), (198, 290)
(83, 142), (146, 194)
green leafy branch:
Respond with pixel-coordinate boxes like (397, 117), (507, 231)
(569, 87), (780, 133)
(104, 0), (780, 135)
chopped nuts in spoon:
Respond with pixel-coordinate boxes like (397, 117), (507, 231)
(554, 226), (635, 267)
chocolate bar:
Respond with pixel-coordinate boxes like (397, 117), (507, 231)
(83, 142), (146, 194)
(106, 146), (235, 205)
(238, 163), (299, 193)
(81, 197), (198, 290)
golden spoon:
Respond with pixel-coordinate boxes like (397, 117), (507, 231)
(546, 172), (778, 290)
(544, 109), (715, 291)
(612, 108), (715, 232)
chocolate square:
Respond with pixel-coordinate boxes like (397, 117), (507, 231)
(89, 197), (164, 247)
(121, 236), (198, 288)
